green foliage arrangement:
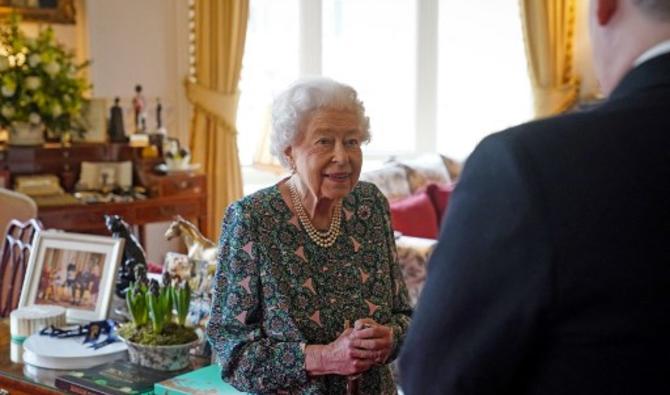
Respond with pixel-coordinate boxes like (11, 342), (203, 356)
(119, 271), (198, 346)
(0, 12), (90, 137)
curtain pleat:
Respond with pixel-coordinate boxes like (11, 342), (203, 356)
(520, 0), (580, 117)
(188, 0), (249, 239)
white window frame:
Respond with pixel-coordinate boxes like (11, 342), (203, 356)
(295, 0), (440, 160)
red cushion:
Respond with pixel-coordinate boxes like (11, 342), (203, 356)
(389, 191), (439, 239)
(426, 182), (455, 223)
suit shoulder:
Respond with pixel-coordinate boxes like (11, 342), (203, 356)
(481, 109), (607, 158)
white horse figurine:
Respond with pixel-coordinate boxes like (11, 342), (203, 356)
(165, 216), (218, 263)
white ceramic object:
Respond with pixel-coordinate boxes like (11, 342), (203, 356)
(22, 332), (127, 369)
(8, 121), (45, 146)
(120, 336), (200, 371)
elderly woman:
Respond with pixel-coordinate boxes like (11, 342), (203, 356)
(207, 77), (411, 394)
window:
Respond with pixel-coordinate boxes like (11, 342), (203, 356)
(323, 0), (416, 153)
(437, 0), (532, 160)
(237, 0), (532, 170)
(237, 0), (299, 166)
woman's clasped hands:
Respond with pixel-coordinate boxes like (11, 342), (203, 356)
(305, 318), (394, 376)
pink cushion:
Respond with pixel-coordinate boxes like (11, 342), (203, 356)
(389, 191), (439, 239)
(426, 182), (455, 224)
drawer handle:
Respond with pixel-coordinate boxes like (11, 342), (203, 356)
(178, 181), (190, 189)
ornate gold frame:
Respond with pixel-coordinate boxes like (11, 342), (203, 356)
(0, 0), (75, 24)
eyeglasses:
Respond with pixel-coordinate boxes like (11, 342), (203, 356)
(39, 319), (119, 349)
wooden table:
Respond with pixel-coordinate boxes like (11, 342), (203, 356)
(0, 320), (63, 394)
(0, 320), (212, 394)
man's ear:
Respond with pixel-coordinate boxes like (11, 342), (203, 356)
(596, 0), (618, 25)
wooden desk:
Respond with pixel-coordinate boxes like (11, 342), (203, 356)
(0, 320), (63, 394)
(38, 193), (208, 243)
(0, 142), (209, 240)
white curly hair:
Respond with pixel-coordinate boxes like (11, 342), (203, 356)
(270, 77), (371, 169)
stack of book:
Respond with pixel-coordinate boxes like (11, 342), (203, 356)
(55, 360), (244, 395)
(55, 360), (187, 395)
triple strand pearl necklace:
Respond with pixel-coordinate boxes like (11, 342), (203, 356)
(288, 179), (342, 248)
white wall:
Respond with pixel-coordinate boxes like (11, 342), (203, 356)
(85, 0), (191, 142)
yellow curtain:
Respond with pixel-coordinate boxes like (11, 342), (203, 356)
(520, 0), (580, 117)
(187, 0), (249, 239)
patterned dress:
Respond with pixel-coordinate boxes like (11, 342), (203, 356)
(207, 181), (412, 394)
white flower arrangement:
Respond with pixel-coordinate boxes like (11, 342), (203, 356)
(0, 12), (90, 138)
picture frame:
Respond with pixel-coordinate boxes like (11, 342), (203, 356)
(19, 230), (125, 323)
(0, 0), (76, 24)
(76, 98), (109, 143)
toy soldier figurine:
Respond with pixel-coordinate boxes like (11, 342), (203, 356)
(108, 97), (127, 142)
(132, 84), (147, 133)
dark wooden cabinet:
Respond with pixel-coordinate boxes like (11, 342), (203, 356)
(142, 171), (205, 198)
(0, 143), (144, 192)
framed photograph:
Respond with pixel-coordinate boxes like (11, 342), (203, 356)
(0, 0), (76, 24)
(75, 98), (109, 143)
(19, 230), (125, 323)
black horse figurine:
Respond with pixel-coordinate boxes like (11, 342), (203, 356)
(104, 214), (147, 297)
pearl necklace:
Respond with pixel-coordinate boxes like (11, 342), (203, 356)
(288, 179), (342, 248)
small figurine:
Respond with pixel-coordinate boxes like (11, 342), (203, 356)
(104, 214), (147, 297)
(156, 97), (163, 129)
(108, 97), (127, 142)
(132, 84), (147, 133)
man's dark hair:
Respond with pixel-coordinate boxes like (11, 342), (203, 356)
(634, 0), (670, 20)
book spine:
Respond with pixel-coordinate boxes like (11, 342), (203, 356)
(55, 377), (106, 395)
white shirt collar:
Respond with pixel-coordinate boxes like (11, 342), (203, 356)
(634, 39), (670, 67)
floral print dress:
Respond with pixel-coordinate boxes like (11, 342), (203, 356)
(207, 181), (412, 394)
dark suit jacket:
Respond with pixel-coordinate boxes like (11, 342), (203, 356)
(399, 52), (670, 394)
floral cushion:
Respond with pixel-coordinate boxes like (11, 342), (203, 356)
(358, 163), (411, 202)
(395, 236), (437, 307)
(441, 154), (463, 181)
(390, 154), (451, 193)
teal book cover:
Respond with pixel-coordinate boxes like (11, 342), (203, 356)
(154, 364), (245, 394)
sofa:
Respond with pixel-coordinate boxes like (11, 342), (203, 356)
(359, 154), (460, 306)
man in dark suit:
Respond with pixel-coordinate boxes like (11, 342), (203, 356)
(399, 0), (670, 393)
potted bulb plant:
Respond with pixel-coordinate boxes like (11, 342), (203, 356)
(118, 270), (199, 371)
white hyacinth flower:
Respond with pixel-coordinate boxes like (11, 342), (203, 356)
(44, 61), (61, 76)
(25, 76), (42, 90)
(28, 112), (41, 125)
(1, 105), (15, 118)
(1, 85), (16, 97)
(52, 103), (63, 117)
(0, 56), (9, 71)
(28, 54), (41, 67)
